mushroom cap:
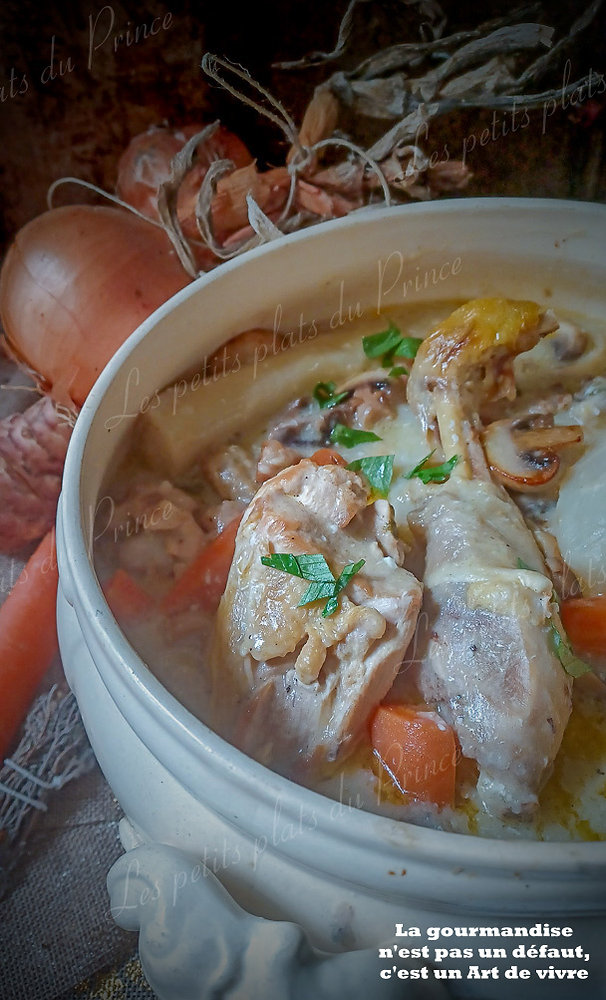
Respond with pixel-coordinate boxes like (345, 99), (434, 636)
(482, 415), (583, 492)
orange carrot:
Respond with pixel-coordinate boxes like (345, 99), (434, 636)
(370, 704), (458, 808)
(310, 448), (347, 467)
(560, 596), (606, 657)
(103, 568), (155, 622)
(0, 529), (59, 761)
(162, 514), (242, 615)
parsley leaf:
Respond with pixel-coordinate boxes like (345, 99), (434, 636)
(363, 323), (422, 372)
(260, 553), (303, 576)
(313, 381), (349, 410)
(329, 423), (382, 448)
(362, 323), (403, 359)
(387, 335), (423, 362)
(347, 454), (394, 498)
(514, 559), (590, 678)
(334, 559), (365, 593)
(517, 557), (539, 573)
(322, 595), (340, 618)
(261, 553), (333, 581)
(261, 553), (365, 617)
(299, 580), (339, 606)
(322, 559), (365, 617)
(405, 451), (459, 484)
(388, 365), (408, 378)
(549, 623), (592, 678)
(293, 554), (334, 582)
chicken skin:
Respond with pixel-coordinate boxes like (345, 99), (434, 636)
(405, 299), (572, 817)
(210, 460), (422, 774)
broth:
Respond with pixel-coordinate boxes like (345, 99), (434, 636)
(94, 299), (606, 840)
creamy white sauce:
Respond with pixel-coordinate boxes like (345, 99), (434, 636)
(97, 300), (606, 841)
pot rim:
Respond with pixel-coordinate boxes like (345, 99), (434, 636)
(59, 197), (606, 894)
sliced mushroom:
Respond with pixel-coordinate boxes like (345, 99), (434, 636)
(482, 413), (583, 491)
(548, 319), (589, 362)
(266, 371), (406, 448)
(334, 367), (398, 393)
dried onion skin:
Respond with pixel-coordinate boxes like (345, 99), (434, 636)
(116, 123), (253, 224)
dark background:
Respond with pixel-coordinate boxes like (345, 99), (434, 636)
(0, 0), (605, 255)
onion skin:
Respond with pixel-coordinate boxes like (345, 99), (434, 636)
(116, 123), (253, 222)
(117, 124), (253, 267)
(0, 204), (191, 407)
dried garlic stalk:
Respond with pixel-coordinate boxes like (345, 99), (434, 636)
(288, 0), (604, 162)
(149, 0), (605, 269)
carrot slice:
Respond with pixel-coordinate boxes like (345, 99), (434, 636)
(310, 448), (347, 467)
(0, 529), (59, 761)
(161, 514), (243, 614)
(103, 568), (155, 621)
(560, 596), (606, 657)
(370, 704), (458, 808)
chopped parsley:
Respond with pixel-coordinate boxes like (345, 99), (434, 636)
(362, 322), (423, 373)
(346, 454), (394, 498)
(405, 451), (459, 484)
(312, 381), (349, 410)
(549, 622), (592, 678)
(260, 553), (365, 617)
(517, 560), (591, 678)
(260, 553), (332, 581)
(362, 323), (403, 359)
(324, 560), (366, 616)
(329, 423), (382, 448)
(517, 557), (537, 572)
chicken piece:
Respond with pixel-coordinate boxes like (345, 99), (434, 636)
(107, 480), (208, 591)
(408, 479), (572, 817)
(209, 460), (422, 774)
(256, 438), (302, 483)
(531, 526), (582, 602)
(202, 444), (258, 503)
(405, 298), (573, 818)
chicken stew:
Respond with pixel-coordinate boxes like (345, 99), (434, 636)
(94, 298), (606, 840)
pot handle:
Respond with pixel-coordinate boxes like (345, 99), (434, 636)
(107, 839), (451, 1000)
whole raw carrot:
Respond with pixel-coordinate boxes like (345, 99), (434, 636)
(0, 528), (59, 762)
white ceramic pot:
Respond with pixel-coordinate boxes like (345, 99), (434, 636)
(56, 199), (606, 1000)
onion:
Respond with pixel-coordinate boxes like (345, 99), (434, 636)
(0, 204), (191, 407)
